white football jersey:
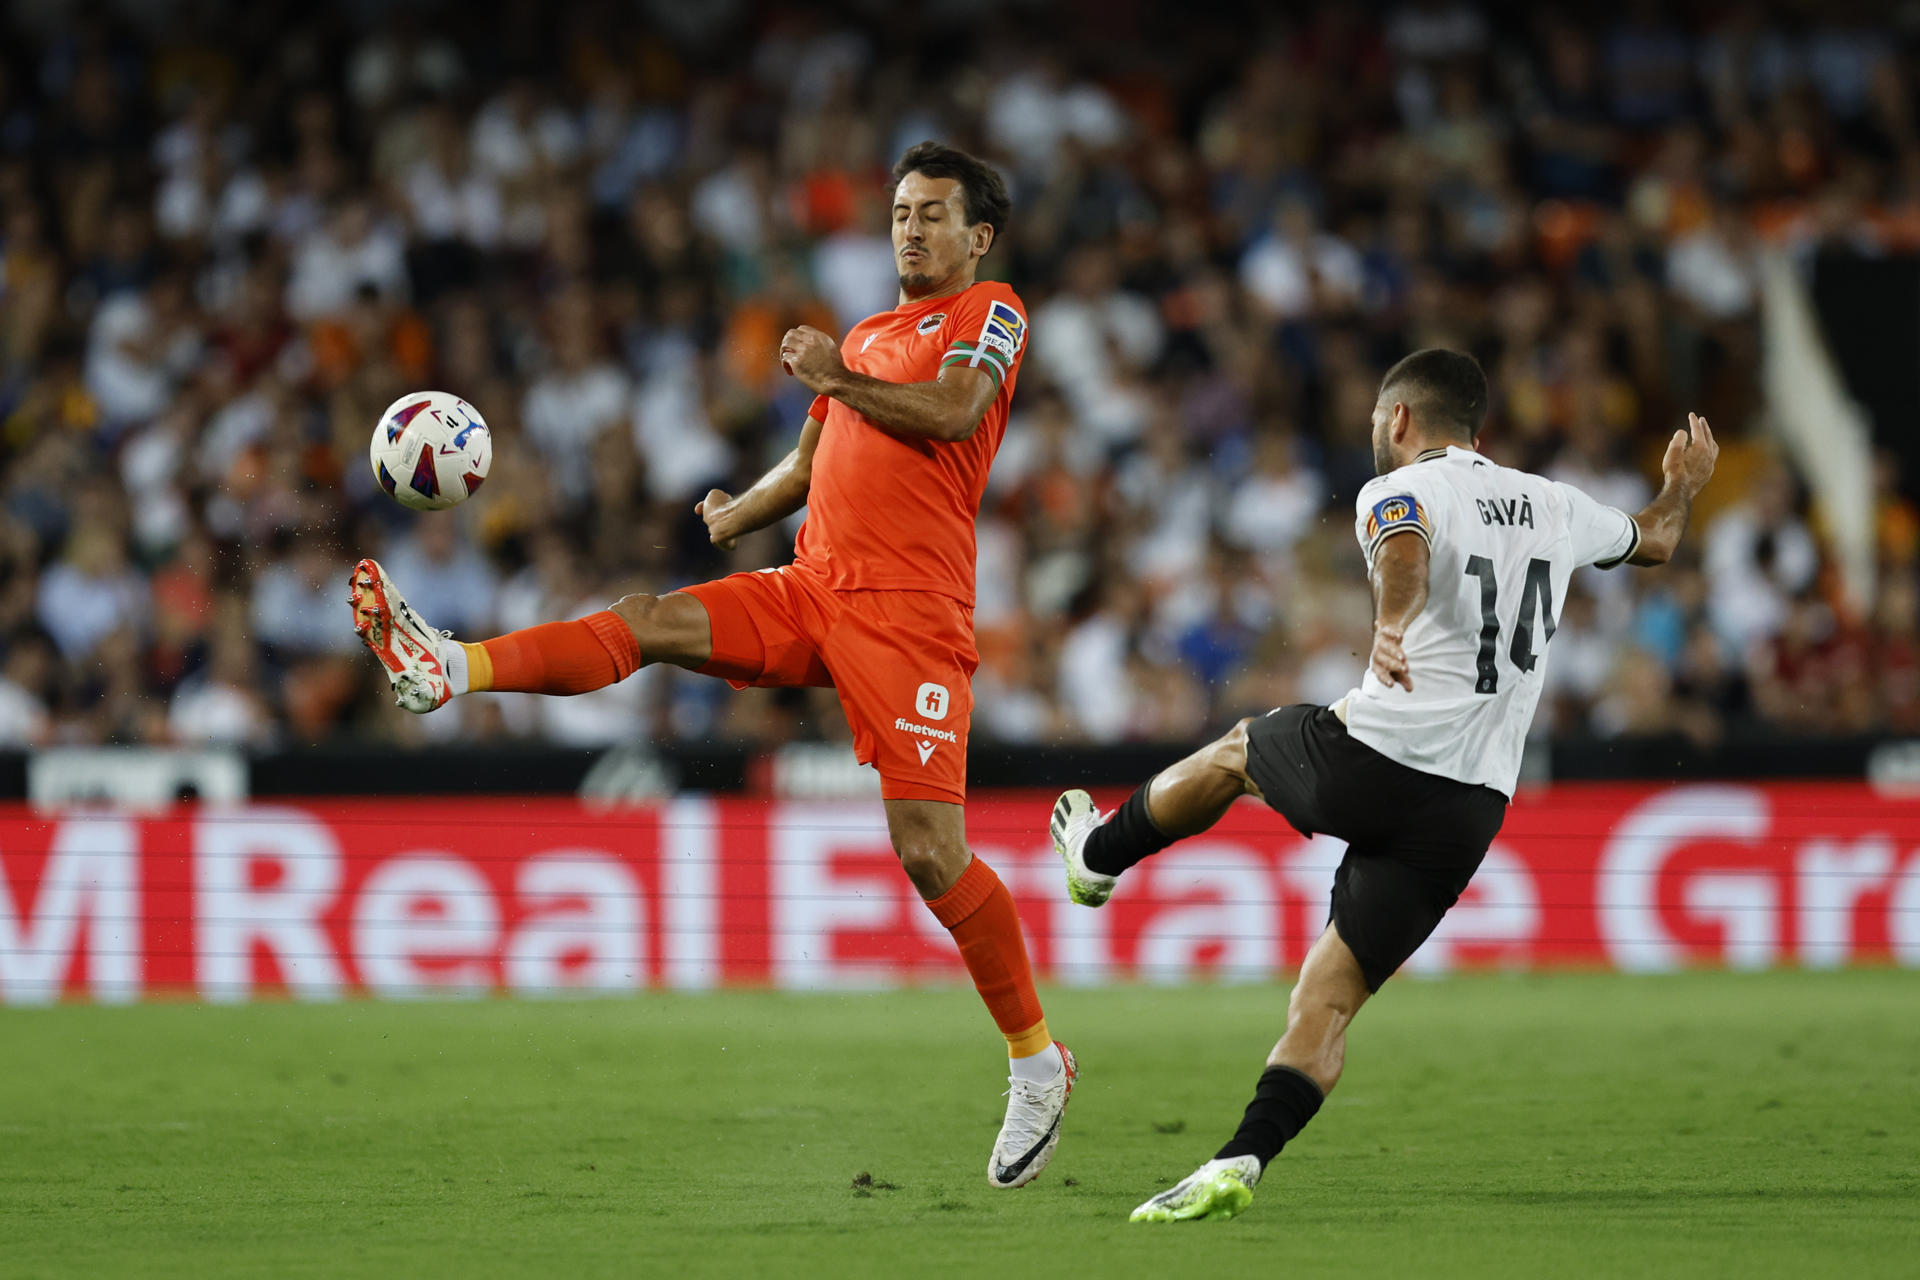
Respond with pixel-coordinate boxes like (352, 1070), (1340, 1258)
(1339, 445), (1639, 796)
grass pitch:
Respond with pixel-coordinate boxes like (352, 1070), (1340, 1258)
(3, 971), (1916, 1279)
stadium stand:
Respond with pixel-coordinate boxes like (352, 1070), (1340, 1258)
(1, 0), (1917, 756)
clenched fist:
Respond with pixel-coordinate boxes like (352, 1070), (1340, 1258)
(696, 489), (739, 550)
(779, 325), (845, 394)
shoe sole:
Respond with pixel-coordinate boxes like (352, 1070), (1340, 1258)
(1051, 791), (1112, 908)
(1129, 1174), (1255, 1223)
(349, 559), (406, 677)
(349, 558), (448, 711)
(988, 1042), (1078, 1190)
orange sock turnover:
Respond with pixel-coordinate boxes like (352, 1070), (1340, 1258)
(926, 856), (1051, 1057)
(468, 612), (641, 695)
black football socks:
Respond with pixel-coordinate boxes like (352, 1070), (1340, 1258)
(1081, 777), (1176, 876)
(1214, 1065), (1326, 1168)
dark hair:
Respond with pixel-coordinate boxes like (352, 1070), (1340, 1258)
(891, 141), (1011, 238)
(1378, 348), (1489, 442)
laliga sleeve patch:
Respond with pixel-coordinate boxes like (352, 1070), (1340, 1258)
(1364, 493), (1430, 556)
(943, 299), (1026, 386)
(979, 300), (1026, 358)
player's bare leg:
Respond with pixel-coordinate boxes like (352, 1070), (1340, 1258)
(1053, 718), (1258, 905)
(1267, 923), (1371, 1091)
(605, 591), (716, 669)
(447, 588), (717, 694)
(1142, 716), (1263, 829)
(883, 797), (973, 898)
(892, 797), (1077, 1188)
(349, 567), (728, 711)
(1131, 923), (1366, 1223)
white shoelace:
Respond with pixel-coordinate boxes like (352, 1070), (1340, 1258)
(1000, 1076), (1061, 1137)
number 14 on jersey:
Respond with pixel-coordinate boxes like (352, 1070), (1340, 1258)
(1463, 556), (1556, 695)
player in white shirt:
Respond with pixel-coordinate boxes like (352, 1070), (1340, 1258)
(1049, 349), (1719, 1223)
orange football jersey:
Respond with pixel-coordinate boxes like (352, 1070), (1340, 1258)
(793, 280), (1029, 605)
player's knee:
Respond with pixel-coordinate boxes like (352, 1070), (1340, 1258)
(892, 838), (964, 895)
(894, 841), (941, 885)
(1204, 718), (1254, 780)
(888, 815), (965, 893)
(609, 592), (661, 634)
(610, 591), (706, 662)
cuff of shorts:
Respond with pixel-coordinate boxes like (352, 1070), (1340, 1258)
(678, 582), (764, 687)
(879, 775), (966, 804)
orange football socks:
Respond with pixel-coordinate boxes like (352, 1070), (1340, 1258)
(463, 612), (641, 695)
(926, 855), (1052, 1059)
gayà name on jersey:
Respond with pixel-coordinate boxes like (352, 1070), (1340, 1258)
(1474, 495), (1534, 528)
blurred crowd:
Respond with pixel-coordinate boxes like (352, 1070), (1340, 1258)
(4, 0), (1920, 756)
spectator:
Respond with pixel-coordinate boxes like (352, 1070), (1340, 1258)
(1222, 429), (1326, 559)
(168, 607), (273, 746)
(378, 513), (497, 640)
(1667, 196), (1758, 320)
(0, 629), (54, 745)
(35, 527), (148, 662)
(1031, 245), (1164, 449)
(1057, 580), (1143, 743)
(1703, 465), (1820, 655)
(811, 195), (895, 333)
(285, 197), (409, 321)
(521, 288), (632, 509)
(85, 270), (201, 429)
(1239, 199), (1365, 323)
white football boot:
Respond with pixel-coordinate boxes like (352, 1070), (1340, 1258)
(987, 1041), (1078, 1189)
(1129, 1155), (1262, 1223)
(348, 558), (453, 713)
(1051, 789), (1118, 907)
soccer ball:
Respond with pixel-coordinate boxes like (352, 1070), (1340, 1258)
(369, 391), (492, 511)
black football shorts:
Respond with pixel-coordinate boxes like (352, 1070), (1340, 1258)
(1244, 704), (1508, 991)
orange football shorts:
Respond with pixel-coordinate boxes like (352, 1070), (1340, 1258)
(677, 564), (977, 803)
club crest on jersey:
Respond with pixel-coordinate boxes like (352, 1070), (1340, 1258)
(916, 312), (946, 335)
(978, 300), (1026, 359)
(1365, 494), (1429, 544)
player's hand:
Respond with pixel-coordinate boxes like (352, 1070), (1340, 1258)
(696, 489), (739, 550)
(1369, 624), (1413, 692)
(1663, 412), (1719, 497)
(779, 325), (844, 393)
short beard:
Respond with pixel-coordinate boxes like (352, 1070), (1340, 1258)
(898, 271), (935, 296)
(1373, 438), (1395, 476)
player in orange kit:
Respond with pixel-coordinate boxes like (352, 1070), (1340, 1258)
(347, 142), (1076, 1188)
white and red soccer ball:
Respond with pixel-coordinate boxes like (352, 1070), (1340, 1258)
(369, 391), (492, 511)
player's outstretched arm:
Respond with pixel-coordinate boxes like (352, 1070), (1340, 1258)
(1626, 413), (1719, 566)
(697, 413), (824, 550)
(1368, 532), (1431, 692)
(781, 324), (997, 442)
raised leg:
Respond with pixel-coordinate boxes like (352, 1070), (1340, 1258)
(459, 590), (715, 696)
(1070, 717), (1262, 884)
(1141, 716), (1262, 835)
